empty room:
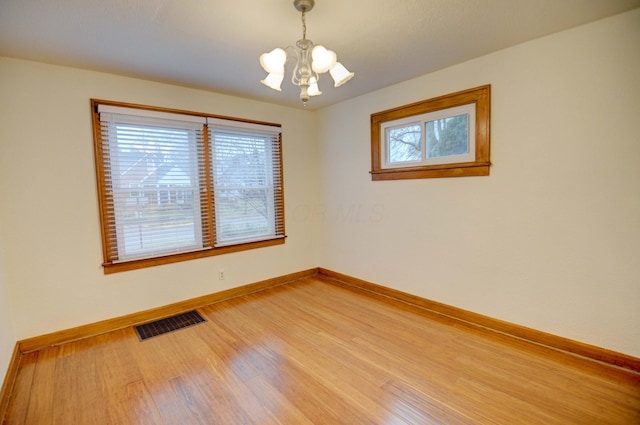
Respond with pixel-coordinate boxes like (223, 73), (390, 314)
(0, 0), (639, 423)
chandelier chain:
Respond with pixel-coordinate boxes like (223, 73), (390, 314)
(301, 10), (307, 40)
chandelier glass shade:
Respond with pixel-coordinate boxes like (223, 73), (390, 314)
(260, 0), (354, 104)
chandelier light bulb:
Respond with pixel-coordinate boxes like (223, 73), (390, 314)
(261, 72), (285, 91)
(329, 62), (355, 87)
(308, 77), (322, 96)
(311, 45), (337, 73)
(260, 48), (287, 73)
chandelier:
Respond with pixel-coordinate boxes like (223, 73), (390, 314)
(259, 0), (354, 104)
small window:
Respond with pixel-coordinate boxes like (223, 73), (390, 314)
(371, 85), (490, 180)
(91, 100), (285, 273)
(382, 103), (476, 169)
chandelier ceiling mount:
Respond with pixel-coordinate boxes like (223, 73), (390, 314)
(293, 0), (315, 13)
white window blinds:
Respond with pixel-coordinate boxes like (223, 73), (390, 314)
(208, 118), (284, 246)
(93, 101), (285, 270)
(98, 108), (209, 262)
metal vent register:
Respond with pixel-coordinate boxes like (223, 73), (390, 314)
(135, 310), (206, 341)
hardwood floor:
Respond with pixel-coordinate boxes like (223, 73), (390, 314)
(4, 277), (640, 424)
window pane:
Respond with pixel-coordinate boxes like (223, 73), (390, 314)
(117, 189), (201, 257)
(211, 130), (276, 245)
(426, 114), (469, 158)
(110, 123), (203, 260)
(215, 188), (271, 242)
(387, 124), (421, 163)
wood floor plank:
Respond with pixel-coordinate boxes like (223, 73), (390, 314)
(4, 277), (640, 424)
(23, 347), (60, 425)
(95, 330), (151, 425)
(380, 379), (478, 425)
(123, 380), (169, 425)
(4, 352), (38, 425)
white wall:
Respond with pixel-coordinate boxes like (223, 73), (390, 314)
(0, 233), (16, 388)
(0, 58), (320, 339)
(316, 9), (640, 357)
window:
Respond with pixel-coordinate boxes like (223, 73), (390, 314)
(92, 100), (285, 273)
(371, 85), (490, 180)
(382, 103), (476, 168)
(208, 118), (283, 246)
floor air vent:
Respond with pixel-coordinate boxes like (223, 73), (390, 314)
(135, 310), (206, 341)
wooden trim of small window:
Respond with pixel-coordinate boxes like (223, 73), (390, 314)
(370, 85), (491, 180)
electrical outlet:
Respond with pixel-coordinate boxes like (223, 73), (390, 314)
(218, 269), (225, 280)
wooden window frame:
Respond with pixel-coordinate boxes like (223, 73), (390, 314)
(91, 99), (285, 274)
(370, 85), (491, 180)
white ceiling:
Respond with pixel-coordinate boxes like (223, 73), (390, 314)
(1, 0), (639, 110)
